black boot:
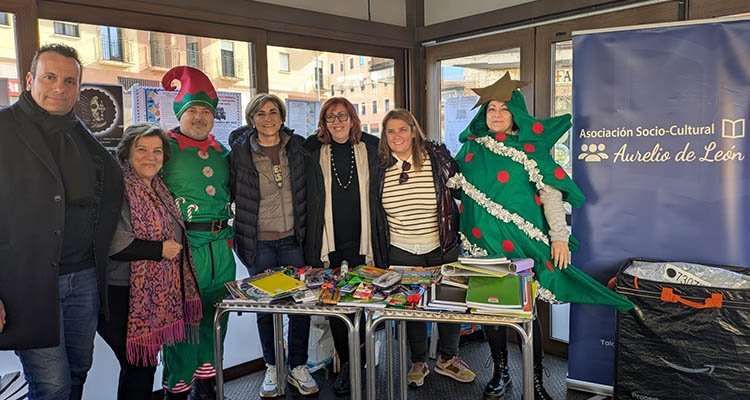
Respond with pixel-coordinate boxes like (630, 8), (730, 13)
(484, 350), (511, 399)
(188, 378), (216, 400)
(164, 391), (189, 400)
(532, 364), (553, 400)
(331, 361), (351, 395)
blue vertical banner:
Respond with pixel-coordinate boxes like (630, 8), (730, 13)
(569, 18), (750, 391)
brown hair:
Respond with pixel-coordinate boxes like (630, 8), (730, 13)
(315, 97), (362, 144)
(116, 123), (171, 165)
(245, 93), (286, 125)
(30, 43), (83, 81)
(379, 109), (428, 171)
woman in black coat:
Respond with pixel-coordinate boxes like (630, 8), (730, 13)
(303, 97), (379, 395)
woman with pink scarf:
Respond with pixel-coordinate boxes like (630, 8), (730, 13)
(97, 123), (202, 400)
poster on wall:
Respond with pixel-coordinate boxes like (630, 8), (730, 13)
(131, 86), (242, 149)
(568, 17), (750, 392)
(443, 95), (479, 156)
(285, 99), (321, 137)
(74, 84), (124, 151)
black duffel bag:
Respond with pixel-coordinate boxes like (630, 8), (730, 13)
(614, 258), (750, 400)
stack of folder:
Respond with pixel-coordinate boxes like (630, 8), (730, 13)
(443, 257), (536, 317)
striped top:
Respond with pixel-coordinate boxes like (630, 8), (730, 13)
(382, 154), (440, 253)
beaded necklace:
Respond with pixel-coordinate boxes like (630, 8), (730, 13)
(330, 143), (355, 189)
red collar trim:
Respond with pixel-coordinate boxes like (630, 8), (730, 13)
(169, 130), (221, 153)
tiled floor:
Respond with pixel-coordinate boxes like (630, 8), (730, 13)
(223, 331), (609, 400)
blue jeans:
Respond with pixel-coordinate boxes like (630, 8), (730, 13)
(247, 236), (310, 368)
(16, 267), (99, 400)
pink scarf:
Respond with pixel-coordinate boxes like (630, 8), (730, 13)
(122, 166), (202, 366)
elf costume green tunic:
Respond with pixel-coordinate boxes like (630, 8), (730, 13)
(158, 65), (236, 392)
(160, 130), (236, 391)
(452, 77), (633, 312)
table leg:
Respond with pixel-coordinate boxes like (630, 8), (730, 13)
(365, 311), (378, 400)
(398, 320), (408, 400)
(386, 320), (394, 400)
(273, 313), (286, 396)
(214, 308), (227, 400)
(521, 320), (534, 400)
(344, 311), (362, 400)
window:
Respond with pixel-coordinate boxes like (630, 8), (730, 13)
(384, 99), (390, 112)
(279, 52), (290, 72)
(314, 59), (324, 89)
(349, 58), (354, 69)
(221, 41), (236, 77)
(39, 18), (255, 150)
(100, 26), (123, 62)
(436, 48), (521, 156)
(149, 32), (169, 68)
(266, 48), (395, 138)
(359, 56), (365, 66)
(53, 21), (79, 37)
(186, 38), (200, 68)
(372, 100), (378, 114)
(0, 12), (18, 107)
(370, 123), (379, 135)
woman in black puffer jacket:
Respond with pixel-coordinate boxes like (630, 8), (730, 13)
(228, 93), (317, 398)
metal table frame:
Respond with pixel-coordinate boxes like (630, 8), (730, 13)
(213, 301), (363, 400)
(365, 309), (534, 400)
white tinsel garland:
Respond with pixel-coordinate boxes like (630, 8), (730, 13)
(475, 136), (546, 191)
(460, 232), (488, 257)
(450, 174), (550, 246)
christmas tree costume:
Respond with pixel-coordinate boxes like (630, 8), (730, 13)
(159, 66), (237, 392)
(451, 74), (633, 312)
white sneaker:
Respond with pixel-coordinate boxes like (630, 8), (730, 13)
(260, 364), (278, 398)
(287, 365), (319, 395)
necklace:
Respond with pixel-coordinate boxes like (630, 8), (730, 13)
(330, 144), (355, 189)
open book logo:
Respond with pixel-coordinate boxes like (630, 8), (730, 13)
(721, 119), (745, 139)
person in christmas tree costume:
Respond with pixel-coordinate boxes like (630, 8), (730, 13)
(450, 73), (634, 399)
(159, 66), (236, 400)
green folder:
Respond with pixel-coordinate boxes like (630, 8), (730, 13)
(466, 275), (522, 310)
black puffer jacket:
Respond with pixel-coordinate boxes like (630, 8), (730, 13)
(372, 141), (460, 267)
(228, 125), (309, 268)
(303, 133), (380, 267)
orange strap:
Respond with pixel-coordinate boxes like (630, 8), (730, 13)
(661, 287), (723, 309)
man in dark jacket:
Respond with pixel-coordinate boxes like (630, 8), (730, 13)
(0, 43), (123, 400)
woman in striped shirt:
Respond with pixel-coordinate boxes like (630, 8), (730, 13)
(373, 109), (475, 387)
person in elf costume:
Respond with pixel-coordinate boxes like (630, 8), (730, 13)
(159, 66), (236, 400)
(450, 73), (634, 400)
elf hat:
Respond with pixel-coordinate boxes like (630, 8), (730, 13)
(161, 66), (218, 120)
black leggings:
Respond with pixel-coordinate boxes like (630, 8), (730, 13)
(484, 317), (544, 367)
(97, 285), (157, 400)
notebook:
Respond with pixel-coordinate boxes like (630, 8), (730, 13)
(249, 272), (305, 296)
(465, 275), (522, 310)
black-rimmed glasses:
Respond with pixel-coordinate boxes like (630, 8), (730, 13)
(325, 112), (350, 123)
(398, 160), (411, 184)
